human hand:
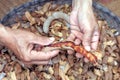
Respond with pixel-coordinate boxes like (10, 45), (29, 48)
(69, 0), (99, 51)
(68, 0), (99, 58)
(0, 24), (59, 65)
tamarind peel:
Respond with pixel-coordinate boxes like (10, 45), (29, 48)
(47, 41), (97, 64)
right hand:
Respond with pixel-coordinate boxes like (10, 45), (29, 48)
(67, 0), (99, 61)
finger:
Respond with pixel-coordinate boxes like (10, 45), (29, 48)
(82, 28), (93, 51)
(74, 38), (81, 45)
(91, 30), (100, 50)
(42, 47), (60, 52)
(70, 25), (80, 31)
(71, 30), (83, 40)
(76, 53), (89, 63)
(67, 49), (74, 54)
(75, 53), (83, 58)
(32, 36), (55, 45)
(67, 33), (75, 41)
(30, 50), (59, 61)
(84, 58), (89, 63)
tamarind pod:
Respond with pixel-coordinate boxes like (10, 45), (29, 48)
(73, 45), (97, 63)
(49, 41), (74, 48)
(48, 41), (97, 63)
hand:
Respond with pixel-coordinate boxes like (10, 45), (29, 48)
(68, 0), (99, 58)
(69, 0), (99, 51)
(0, 24), (59, 65)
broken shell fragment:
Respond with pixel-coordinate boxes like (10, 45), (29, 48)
(107, 56), (114, 64)
(25, 11), (36, 25)
(43, 12), (70, 33)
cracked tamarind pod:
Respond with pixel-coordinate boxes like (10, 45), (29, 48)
(43, 12), (70, 33)
(48, 41), (97, 63)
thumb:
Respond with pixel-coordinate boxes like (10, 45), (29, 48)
(82, 29), (93, 51)
(32, 36), (55, 45)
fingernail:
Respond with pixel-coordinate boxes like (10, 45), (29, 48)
(49, 37), (55, 41)
(85, 46), (91, 51)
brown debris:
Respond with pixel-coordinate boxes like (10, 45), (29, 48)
(0, 2), (120, 80)
(116, 36), (120, 49)
(25, 11), (36, 25)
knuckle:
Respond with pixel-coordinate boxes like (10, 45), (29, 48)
(22, 56), (31, 62)
(44, 56), (51, 60)
(86, 28), (93, 32)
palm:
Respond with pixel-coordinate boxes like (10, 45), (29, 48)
(68, 8), (99, 51)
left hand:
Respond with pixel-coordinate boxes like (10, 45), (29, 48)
(0, 24), (59, 65)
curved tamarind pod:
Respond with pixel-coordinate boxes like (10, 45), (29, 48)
(49, 41), (74, 47)
(43, 12), (70, 33)
(48, 41), (97, 63)
(74, 45), (97, 63)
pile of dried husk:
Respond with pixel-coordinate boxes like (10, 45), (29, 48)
(0, 2), (120, 80)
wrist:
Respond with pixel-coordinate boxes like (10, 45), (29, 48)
(72, 0), (92, 10)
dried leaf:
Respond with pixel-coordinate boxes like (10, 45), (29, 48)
(30, 72), (37, 80)
(25, 11), (36, 25)
(94, 69), (102, 76)
(103, 40), (115, 48)
(8, 71), (17, 80)
(68, 76), (75, 80)
(42, 2), (51, 13)
(107, 56), (114, 64)
(92, 51), (103, 61)
(87, 71), (97, 80)
(2, 77), (8, 80)
(35, 10), (44, 16)
(14, 63), (22, 75)
(59, 60), (70, 74)
(113, 73), (120, 80)
(48, 67), (54, 75)
(26, 69), (30, 80)
(43, 73), (52, 79)
(59, 71), (69, 80)
(11, 23), (20, 29)
(46, 11), (53, 17)
(59, 60), (70, 80)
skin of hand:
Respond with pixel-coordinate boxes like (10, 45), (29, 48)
(68, 0), (100, 60)
(0, 24), (59, 65)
